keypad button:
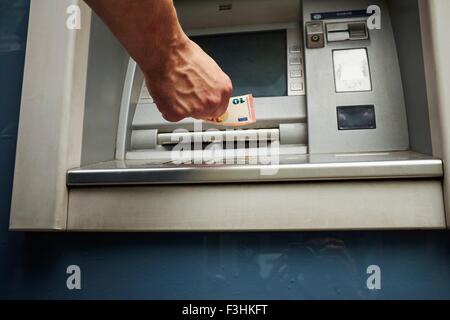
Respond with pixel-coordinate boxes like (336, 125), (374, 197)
(290, 80), (303, 91)
(290, 69), (303, 78)
(289, 45), (301, 53)
(289, 56), (302, 65)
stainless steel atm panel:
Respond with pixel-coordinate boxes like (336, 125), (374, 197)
(304, 0), (409, 154)
(9, 0), (450, 231)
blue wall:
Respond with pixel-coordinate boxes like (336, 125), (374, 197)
(1, 0), (449, 300)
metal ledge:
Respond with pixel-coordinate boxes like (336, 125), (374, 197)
(67, 151), (443, 186)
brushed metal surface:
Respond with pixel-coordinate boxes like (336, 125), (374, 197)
(67, 151), (443, 186)
(67, 179), (446, 231)
(10, 0), (92, 231)
(304, 0), (410, 154)
(419, 0), (450, 227)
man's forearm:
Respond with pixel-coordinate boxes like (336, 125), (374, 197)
(84, 0), (232, 122)
(84, 0), (188, 74)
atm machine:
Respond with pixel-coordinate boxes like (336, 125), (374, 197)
(10, 0), (450, 231)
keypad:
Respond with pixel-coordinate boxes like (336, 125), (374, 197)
(287, 44), (305, 95)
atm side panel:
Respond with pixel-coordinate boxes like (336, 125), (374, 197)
(419, 0), (450, 227)
(9, 0), (91, 230)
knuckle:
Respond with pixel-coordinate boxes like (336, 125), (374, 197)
(223, 76), (233, 92)
(220, 84), (233, 103)
(206, 95), (222, 108)
(225, 81), (233, 94)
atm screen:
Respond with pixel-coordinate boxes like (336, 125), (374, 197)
(192, 30), (287, 97)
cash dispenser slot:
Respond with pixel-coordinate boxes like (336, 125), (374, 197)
(125, 124), (308, 161)
(130, 126), (307, 149)
(157, 129), (280, 146)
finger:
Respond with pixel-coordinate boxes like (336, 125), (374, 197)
(210, 93), (230, 118)
(191, 100), (223, 120)
(209, 104), (228, 119)
(161, 112), (185, 122)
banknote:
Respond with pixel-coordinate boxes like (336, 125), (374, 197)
(205, 94), (256, 126)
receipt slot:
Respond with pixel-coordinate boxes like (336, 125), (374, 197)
(9, 0), (450, 231)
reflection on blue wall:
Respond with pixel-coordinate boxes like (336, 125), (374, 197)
(0, 0), (29, 245)
(1, 0), (449, 300)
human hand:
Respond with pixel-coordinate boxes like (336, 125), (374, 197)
(145, 37), (233, 122)
(85, 0), (231, 122)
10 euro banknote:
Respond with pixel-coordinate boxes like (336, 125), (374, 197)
(206, 94), (256, 126)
